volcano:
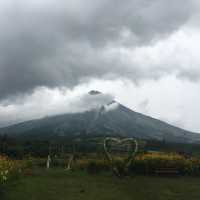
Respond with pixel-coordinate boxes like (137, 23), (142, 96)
(0, 90), (200, 143)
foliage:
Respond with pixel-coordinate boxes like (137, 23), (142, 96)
(72, 152), (200, 176)
(83, 160), (110, 174)
(0, 156), (22, 194)
(3, 152), (200, 178)
(2, 134), (200, 159)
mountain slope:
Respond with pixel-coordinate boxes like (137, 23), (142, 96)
(0, 99), (200, 143)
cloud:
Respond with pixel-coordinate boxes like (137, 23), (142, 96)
(0, 0), (197, 100)
(0, 77), (200, 133)
(0, 87), (114, 127)
(1, 0), (200, 133)
(83, 78), (200, 133)
(103, 102), (119, 113)
(138, 99), (149, 114)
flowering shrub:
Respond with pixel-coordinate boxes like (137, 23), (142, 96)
(125, 152), (200, 175)
(0, 156), (13, 183)
(0, 155), (22, 194)
(72, 152), (200, 175)
(2, 152), (200, 177)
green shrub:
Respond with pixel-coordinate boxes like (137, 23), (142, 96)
(0, 156), (23, 196)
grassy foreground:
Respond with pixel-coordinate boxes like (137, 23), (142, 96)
(3, 169), (200, 200)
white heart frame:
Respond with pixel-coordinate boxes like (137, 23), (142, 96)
(103, 137), (138, 175)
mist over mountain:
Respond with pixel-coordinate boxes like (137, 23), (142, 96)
(0, 90), (199, 144)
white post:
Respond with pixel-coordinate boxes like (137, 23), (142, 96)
(46, 155), (51, 169)
(66, 155), (74, 170)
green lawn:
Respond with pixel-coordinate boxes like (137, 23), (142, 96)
(3, 169), (200, 200)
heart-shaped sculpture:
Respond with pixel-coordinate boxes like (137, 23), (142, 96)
(103, 137), (138, 176)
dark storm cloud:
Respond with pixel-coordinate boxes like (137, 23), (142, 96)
(0, 0), (197, 100)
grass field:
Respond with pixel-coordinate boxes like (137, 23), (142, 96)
(3, 169), (200, 200)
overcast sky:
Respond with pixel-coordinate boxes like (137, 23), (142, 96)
(0, 0), (200, 132)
